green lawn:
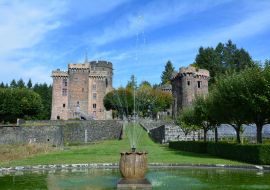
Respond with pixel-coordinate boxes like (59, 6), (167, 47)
(0, 125), (254, 167)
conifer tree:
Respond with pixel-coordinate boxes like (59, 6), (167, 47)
(10, 79), (17, 89)
(17, 78), (25, 89)
(0, 82), (4, 88)
(126, 75), (138, 91)
(27, 79), (32, 89)
(161, 60), (175, 85)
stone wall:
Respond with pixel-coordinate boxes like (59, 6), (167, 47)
(0, 125), (63, 146)
(140, 121), (201, 144)
(0, 120), (124, 146)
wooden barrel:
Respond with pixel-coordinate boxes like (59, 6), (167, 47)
(119, 150), (149, 179)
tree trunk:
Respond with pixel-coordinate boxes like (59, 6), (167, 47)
(236, 127), (240, 143)
(185, 134), (187, 141)
(256, 123), (263, 144)
(215, 125), (218, 143)
(204, 128), (207, 142)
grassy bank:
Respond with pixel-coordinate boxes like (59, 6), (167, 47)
(0, 124), (255, 167)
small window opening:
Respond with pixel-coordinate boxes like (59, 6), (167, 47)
(82, 88), (84, 92)
(57, 116), (60, 120)
(167, 112), (170, 116)
(93, 93), (97, 100)
(77, 101), (79, 104)
(102, 68), (104, 71)
(47, 139), (49, 141)
(63, 79), (67, 86)
(197, 81), (202, 88)
(63, 104), (65, 108)
(93, 111), (96, 116)
(62, 89), (67, 96)
(187, 81), (190, 86)
(93, 104), (96, 108)
(75, 78), (77, 81)
(93, 84), (96, 90)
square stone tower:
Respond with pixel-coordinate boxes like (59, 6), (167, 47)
(51, 54), (113, 120)
(170, 66), (210, 118)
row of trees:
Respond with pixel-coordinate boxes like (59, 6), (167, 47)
(104, 75), (174, 119)
(176, 60), (270, 143)
(0, 78), (52, 123)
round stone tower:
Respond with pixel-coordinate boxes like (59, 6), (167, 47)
(170, 66), (210, 118)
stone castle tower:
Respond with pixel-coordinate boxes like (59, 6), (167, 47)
(170, 66), (210, 118)
(51, 54), (113, 120)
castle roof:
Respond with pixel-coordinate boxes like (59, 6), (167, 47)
(84, 53), (89, 64)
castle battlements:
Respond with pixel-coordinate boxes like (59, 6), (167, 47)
(171, 66), (210, 81)
(52, 69), (68, 78)
(90, 60), (113, 69)
(68, 63), (91, 70)
(156, 85), (172, 91)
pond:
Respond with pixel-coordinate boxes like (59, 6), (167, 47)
(1, 167), (270, 189)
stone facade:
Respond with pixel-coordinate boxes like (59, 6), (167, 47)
(51, 56), (113, 120)
(156, 85), (172, 119)
(170, 66), (210, 118)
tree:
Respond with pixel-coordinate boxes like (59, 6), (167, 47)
(139, 81), (152, 90)
(0, 88), (43, 122)
(17, 78), (25, 89)
(27, 79), (32, 89)
(0, 82), (4, 88)
(103, 89), (134, 118)
(174, 106), (200, 141)
(136, 89), (173, 118)
(195, 39), (254, 88)
(161, 60), (175, 85)
(10, 79), (17, 89)
(126, 75), (138, 91)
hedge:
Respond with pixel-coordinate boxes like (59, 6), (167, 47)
(169, 141), (270, 165)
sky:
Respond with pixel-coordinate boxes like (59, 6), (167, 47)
(0, 0), (270, 88)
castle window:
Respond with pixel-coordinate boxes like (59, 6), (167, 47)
(93, 93), (97, 100)
(77, 101), (79, 104)
(57, 116), (60, 120)
(93, 84), (96, 90)
(75, 78), (77, 81)
(93, 104), (96, 108)
(197, 81), (202, 88)
(62, 89), (67, 96)
(187, 81), (190, 86)
(63, 104), (65, 108)
(93, 111), (96, 116)
(82, 88), (84, 92)
(63, 79), (67, 86)
(167, 112), (170, 116)
(102, 68), (104, 71)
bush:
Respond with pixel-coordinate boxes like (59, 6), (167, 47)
(68, 118), (80, 120)
(169, 141), (207, 154)
(169, 141), (270, 165)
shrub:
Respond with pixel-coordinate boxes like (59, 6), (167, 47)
(68, 118), (80, 120)
(169, 141), (207, 154)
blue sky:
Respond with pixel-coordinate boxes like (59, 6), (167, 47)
(0, 0), (270, 88)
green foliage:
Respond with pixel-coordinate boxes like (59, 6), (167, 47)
(103, 89), (134, 117)
(169, 141), (208, 154)
(68, 118), (80, 120)
(126, 75), (138, 91)
(139, 81), (152, 90)
(164, 81), (171, 85)
(195, 39), (254, 87)
(174, 106), (200, 141)
(27, 79), (32, 89)
(0, 82), (4, 88)
(10, 79), (17, 90)
(170, 141), (270, 164)
(0, 88), (43, 122)
(136, 89), (174, 118)
(17, 78), (25, 89)
(207, 142), (270, 165)
(161, 60), (175, 85)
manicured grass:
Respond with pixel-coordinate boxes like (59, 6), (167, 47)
(0, 124), (255, 167)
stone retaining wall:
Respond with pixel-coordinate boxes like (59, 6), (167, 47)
(0, 125), (63, 146)
(1, 120), (124, 146)
(140, 121), (201, 143)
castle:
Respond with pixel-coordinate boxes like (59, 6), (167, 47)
(170, 66), (210, 118)
(51, 54), (113, 120)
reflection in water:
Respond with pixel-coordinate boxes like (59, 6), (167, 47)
(0, 167), (270, 189)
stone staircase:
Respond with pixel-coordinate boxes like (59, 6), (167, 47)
(74, 110), (96, 120)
